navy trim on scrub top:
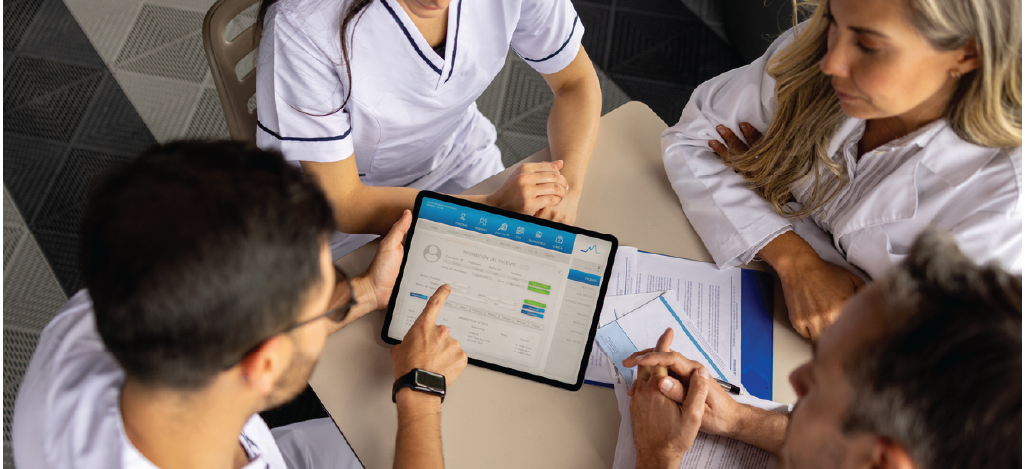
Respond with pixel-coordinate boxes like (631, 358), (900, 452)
(519, 15), (579, 63)
(444, 0), (462, 83)
(380, 0), (443, 75)
(257, 120), (352, 142)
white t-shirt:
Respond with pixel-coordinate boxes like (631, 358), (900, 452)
(12, 290), (289, 469)
(255, 0), (583, 187)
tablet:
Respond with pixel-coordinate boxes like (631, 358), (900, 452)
(383, 192), (618, 391)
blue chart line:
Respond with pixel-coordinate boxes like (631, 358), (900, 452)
(658, 297), (728, 382)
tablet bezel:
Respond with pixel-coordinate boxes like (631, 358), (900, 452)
(381, 191), (618, 391)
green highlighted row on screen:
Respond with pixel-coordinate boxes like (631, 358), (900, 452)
(523, 299), (546, 308)
(528, 281), (551, 289)
(527, 286), (550, 295)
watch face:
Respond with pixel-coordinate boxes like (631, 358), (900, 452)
(414, 370), (446, 390)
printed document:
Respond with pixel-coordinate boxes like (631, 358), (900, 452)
(606, 249), (743, 384)
(584, 291), (666, 385)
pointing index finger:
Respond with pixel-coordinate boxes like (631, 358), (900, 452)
(417, 285), (451, 326)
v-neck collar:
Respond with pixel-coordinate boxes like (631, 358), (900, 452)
(380, 0), (462, 88)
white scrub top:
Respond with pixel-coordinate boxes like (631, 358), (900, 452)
(256, 0), (583, 185)
(12, 290), (289, 469)
(662, 25), (1022, 279)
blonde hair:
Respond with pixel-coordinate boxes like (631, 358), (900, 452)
(727, 0), (1022, 218)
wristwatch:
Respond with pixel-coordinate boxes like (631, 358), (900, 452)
(392, 368), (446, 403)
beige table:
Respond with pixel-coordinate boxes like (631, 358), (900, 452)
(312, 102), (812, 468)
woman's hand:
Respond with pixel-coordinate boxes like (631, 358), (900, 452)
(759, 232), (865, 339)
(534, 191), (579, 225)
(778, 256), (865, 339)
(708, 123), (762, 165)
(486, 161), (568, 215)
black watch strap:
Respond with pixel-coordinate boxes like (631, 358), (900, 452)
(392, 368), (447, 403)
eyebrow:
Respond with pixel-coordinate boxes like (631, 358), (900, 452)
(849, 26), (890, 39)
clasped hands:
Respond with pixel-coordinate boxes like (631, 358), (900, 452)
(627, 328), (749, 469)
(486, 160), (578, 225)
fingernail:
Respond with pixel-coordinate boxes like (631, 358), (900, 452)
(740, 122), (751, 130)
(698, 368), (709, 378)
(716, 125), (726, 135)
(708, 140), (719, 148)
(659, 378), (673, 392)
(442, 284), (451, 291)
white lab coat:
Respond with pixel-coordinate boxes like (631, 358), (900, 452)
(661, 26), (1022, 279)
(12, 291), (359, 469)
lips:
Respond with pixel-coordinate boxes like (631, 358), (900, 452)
(831, 80), (858, 102)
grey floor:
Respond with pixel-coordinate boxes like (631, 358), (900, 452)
(3, 0), (751, 465)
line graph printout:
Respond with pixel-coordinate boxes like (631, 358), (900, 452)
(389, 197), (614, 384)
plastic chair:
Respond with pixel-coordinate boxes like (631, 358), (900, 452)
(203, 0), (261, 144)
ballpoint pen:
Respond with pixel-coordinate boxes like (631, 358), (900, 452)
(714, 377), (740, 395)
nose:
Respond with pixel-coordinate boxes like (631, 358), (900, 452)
(789, 362), (811, 399)
(819, 31), (848, 77)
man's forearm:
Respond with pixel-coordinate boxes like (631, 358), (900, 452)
(394, 390), (444, 469)
(729, 405), (790, 454)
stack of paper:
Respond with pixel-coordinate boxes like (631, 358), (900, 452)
(585, 247), (744, 387)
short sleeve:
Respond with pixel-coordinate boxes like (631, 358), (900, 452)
(510, 0), (584, 75)
(255, 6), (355, 163)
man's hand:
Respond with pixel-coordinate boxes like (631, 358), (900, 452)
(486, 161), (568, 216)
(390, 285), (468, 383)
(347, 210), (412, 319)
(625, 329), (746, 438)
(631, 367), (710, 469)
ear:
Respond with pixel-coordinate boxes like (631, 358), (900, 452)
(239, 335), (292, 396)
(868, 437), (918, 469)
(954, 39), (982, 75)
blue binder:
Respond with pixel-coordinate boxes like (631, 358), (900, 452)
(740, 269), (774, 400)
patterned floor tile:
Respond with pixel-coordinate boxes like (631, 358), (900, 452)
(31, 147), (134, 236)
(3, 0), (45, 52)
(119, 33), (209, 83)
(3, 56), (101, 109)
(498, 58), (554, 129)
(115, 3), (204, 65)
(62, 0), (142, 65)
(75, 73), (159, 156)
(4, 72), (104, 142)
(29, 227), (81, 295)
(183, 87), (231, 140)
(3, 235), (68, 331)
(3, 134), (68, 224)
(16, 0), (104, 69)
(497, 131), (549, 168)
(114, 70), (203, 142)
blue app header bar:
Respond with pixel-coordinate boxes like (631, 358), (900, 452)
(567, 269), (601, 286)
(419, 198), (577, 254)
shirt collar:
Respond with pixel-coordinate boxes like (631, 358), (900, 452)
(831, 117), (1002, 188)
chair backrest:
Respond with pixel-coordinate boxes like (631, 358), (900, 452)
(203, 0), (262, 144)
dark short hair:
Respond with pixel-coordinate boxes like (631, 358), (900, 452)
(842, 230), (1022, 469)
(81, 141), (335, 390)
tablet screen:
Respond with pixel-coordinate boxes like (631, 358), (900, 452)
(386, 194), (616, 387)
